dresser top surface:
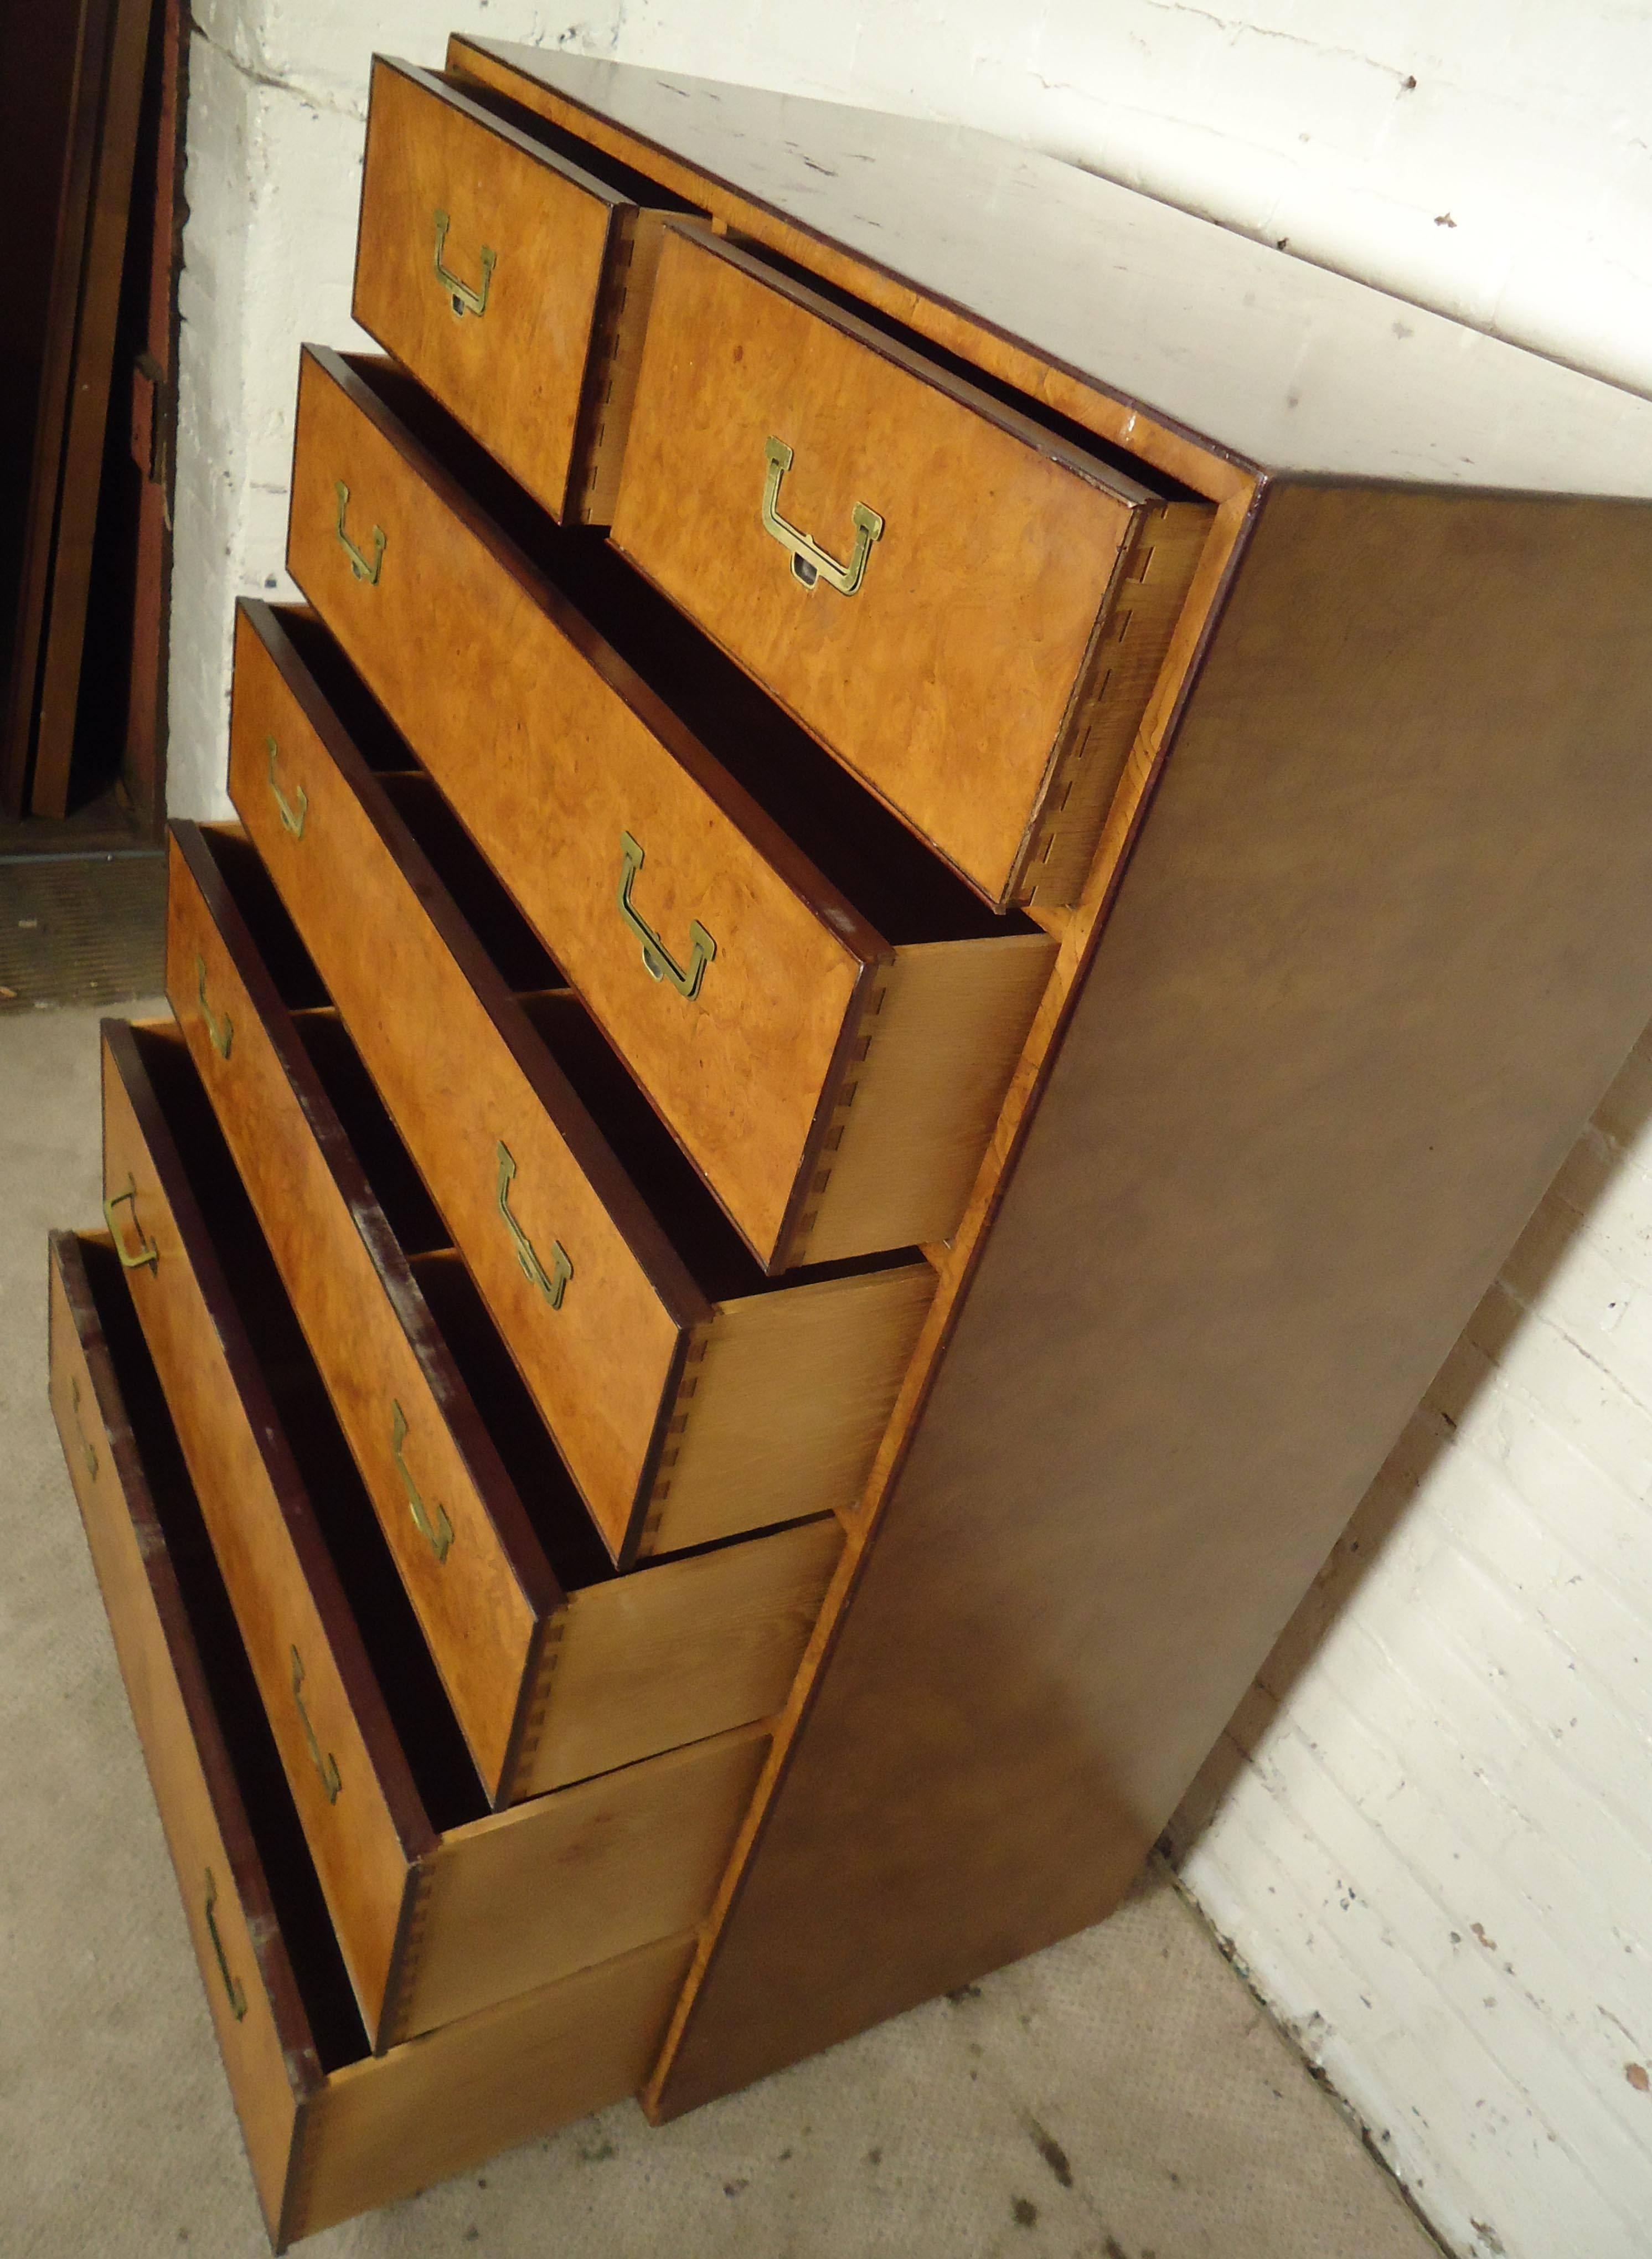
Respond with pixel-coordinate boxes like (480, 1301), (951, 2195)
(464, 40), (1652, 499)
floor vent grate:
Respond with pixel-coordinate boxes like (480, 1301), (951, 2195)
(0, 853), (167, 1012)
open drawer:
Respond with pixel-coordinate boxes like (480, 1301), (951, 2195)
(353, 56), (701, 525)
(48, 1229), (695, 2251)
(285, 346), (1059, 1272)
(98, 1017), (767, 2049)
(611, 222), (1214, 910)
(223, 600), (935, 1564)
(167, 817), (844, 1763)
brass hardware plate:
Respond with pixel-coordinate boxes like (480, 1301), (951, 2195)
(203, 1868), (248, 2021)
(391, 1400), (454, 1563)
(195, 954), (234, 1063)
(267, 734), (308, 840)
(290, 1646), (341, 1804)
(495, 1142), (572, 1310)
(617, 831), (717, 1000)
(103, 1176), (159, 1273)
(334, 480), (386, 585)
(761, 437), (883, 596)
(432, 208), (497, 319)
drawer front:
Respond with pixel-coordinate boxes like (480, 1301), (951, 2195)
(100, 1024), (422, 2041)
(48, 1232), (311, 2243)
(48, 1232), (708, 2250)
(609, 223), (1170, 909)
(168, 829), (550, 1799)
(226, 608), (689, 1562)
(286, 345), (874, 1273)
(354, 58), (628, 526)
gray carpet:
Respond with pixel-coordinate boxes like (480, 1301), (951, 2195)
(1, 1002), (1441, 2257)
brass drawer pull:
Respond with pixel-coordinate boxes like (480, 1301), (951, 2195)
(195, 954), (234, 1062)
(495, 1142), (573, 1310)
(203, 1868), (247, 2021)
(267, 734), (308, 839)
(334, 480), (386, 585)
(391, 1400), (454, 1562)
(761, 436), (884, 596)
(290, 1646), (341, 1804)
(69, 1375), (98, 1479)
(617, 831), (717, 1000)
(432, 208), (496, 319)
(103, 1176), (159, 1273)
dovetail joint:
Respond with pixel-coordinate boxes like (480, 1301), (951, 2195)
(788, 972), (894, 1260)
(639, 1329), (713, 1550)
(384, 1864), (440, 2050)
(508, 1612), (570, 1783)
(1023, 509), (1205, 909)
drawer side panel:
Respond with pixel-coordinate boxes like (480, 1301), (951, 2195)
(289, 1932), (694, 2242)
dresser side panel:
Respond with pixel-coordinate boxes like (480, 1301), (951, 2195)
(653, 481), (1652, 2112)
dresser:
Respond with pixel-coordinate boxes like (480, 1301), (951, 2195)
(47, 38), (1652, 2247)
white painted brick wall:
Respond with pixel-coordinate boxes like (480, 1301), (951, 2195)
(1169, 1030), (1652, 2259)
(172, 9), (1652, 2255)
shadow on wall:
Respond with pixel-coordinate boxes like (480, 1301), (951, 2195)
(1164, 1008), (1652, 1863)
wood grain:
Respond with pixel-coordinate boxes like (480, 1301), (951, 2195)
(404, 1722), (768, 2036)
(3, 0), (153, 817)
(448, 44), (1652, 503)
(534, 1517), (841, 1786)
(649, 1270), (934, 1553)
(167, 823), (551, 1801)
(101, 1021), (430, 2044)
(226, 604), (692, 1560)
(445, 38), (1258, 510)
(48, 1231), (316, 2242)
(229, 606), (942, 1561)
(1019, 499), (1214, 910)
(611, 221), (1178, 908)
(798, 933), (1058, 1267)
(286, 344), (874, 1271)
(353, 56), (625, 525)
(101, 1025), (793, 2051)
(642, 460), (1255, 2114)
(575, 207), (678, 525)
(287, 1932), (694, 2245)
(171, 809), (855, 1791)
(50, 1229), (706, 2247)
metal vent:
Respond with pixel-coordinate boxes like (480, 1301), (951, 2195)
(0, 854), (166, 1012)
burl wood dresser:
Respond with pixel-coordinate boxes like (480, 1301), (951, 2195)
(47, 38), (1652, 2245)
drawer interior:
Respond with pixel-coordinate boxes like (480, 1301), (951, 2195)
(512, 988), (911, 1304)
(265, 611), (563, 993)
(435, 68), (702, 214)
(203, 760), (918, 1312)
(142, 957), (620, 1593)
(724, 235), (1204, 503)
(187, 829), (880, 1562)
(132, 1023), (498, 1830)
(78, 1232), (370, 2073)
(342, 354), (1044, 950)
